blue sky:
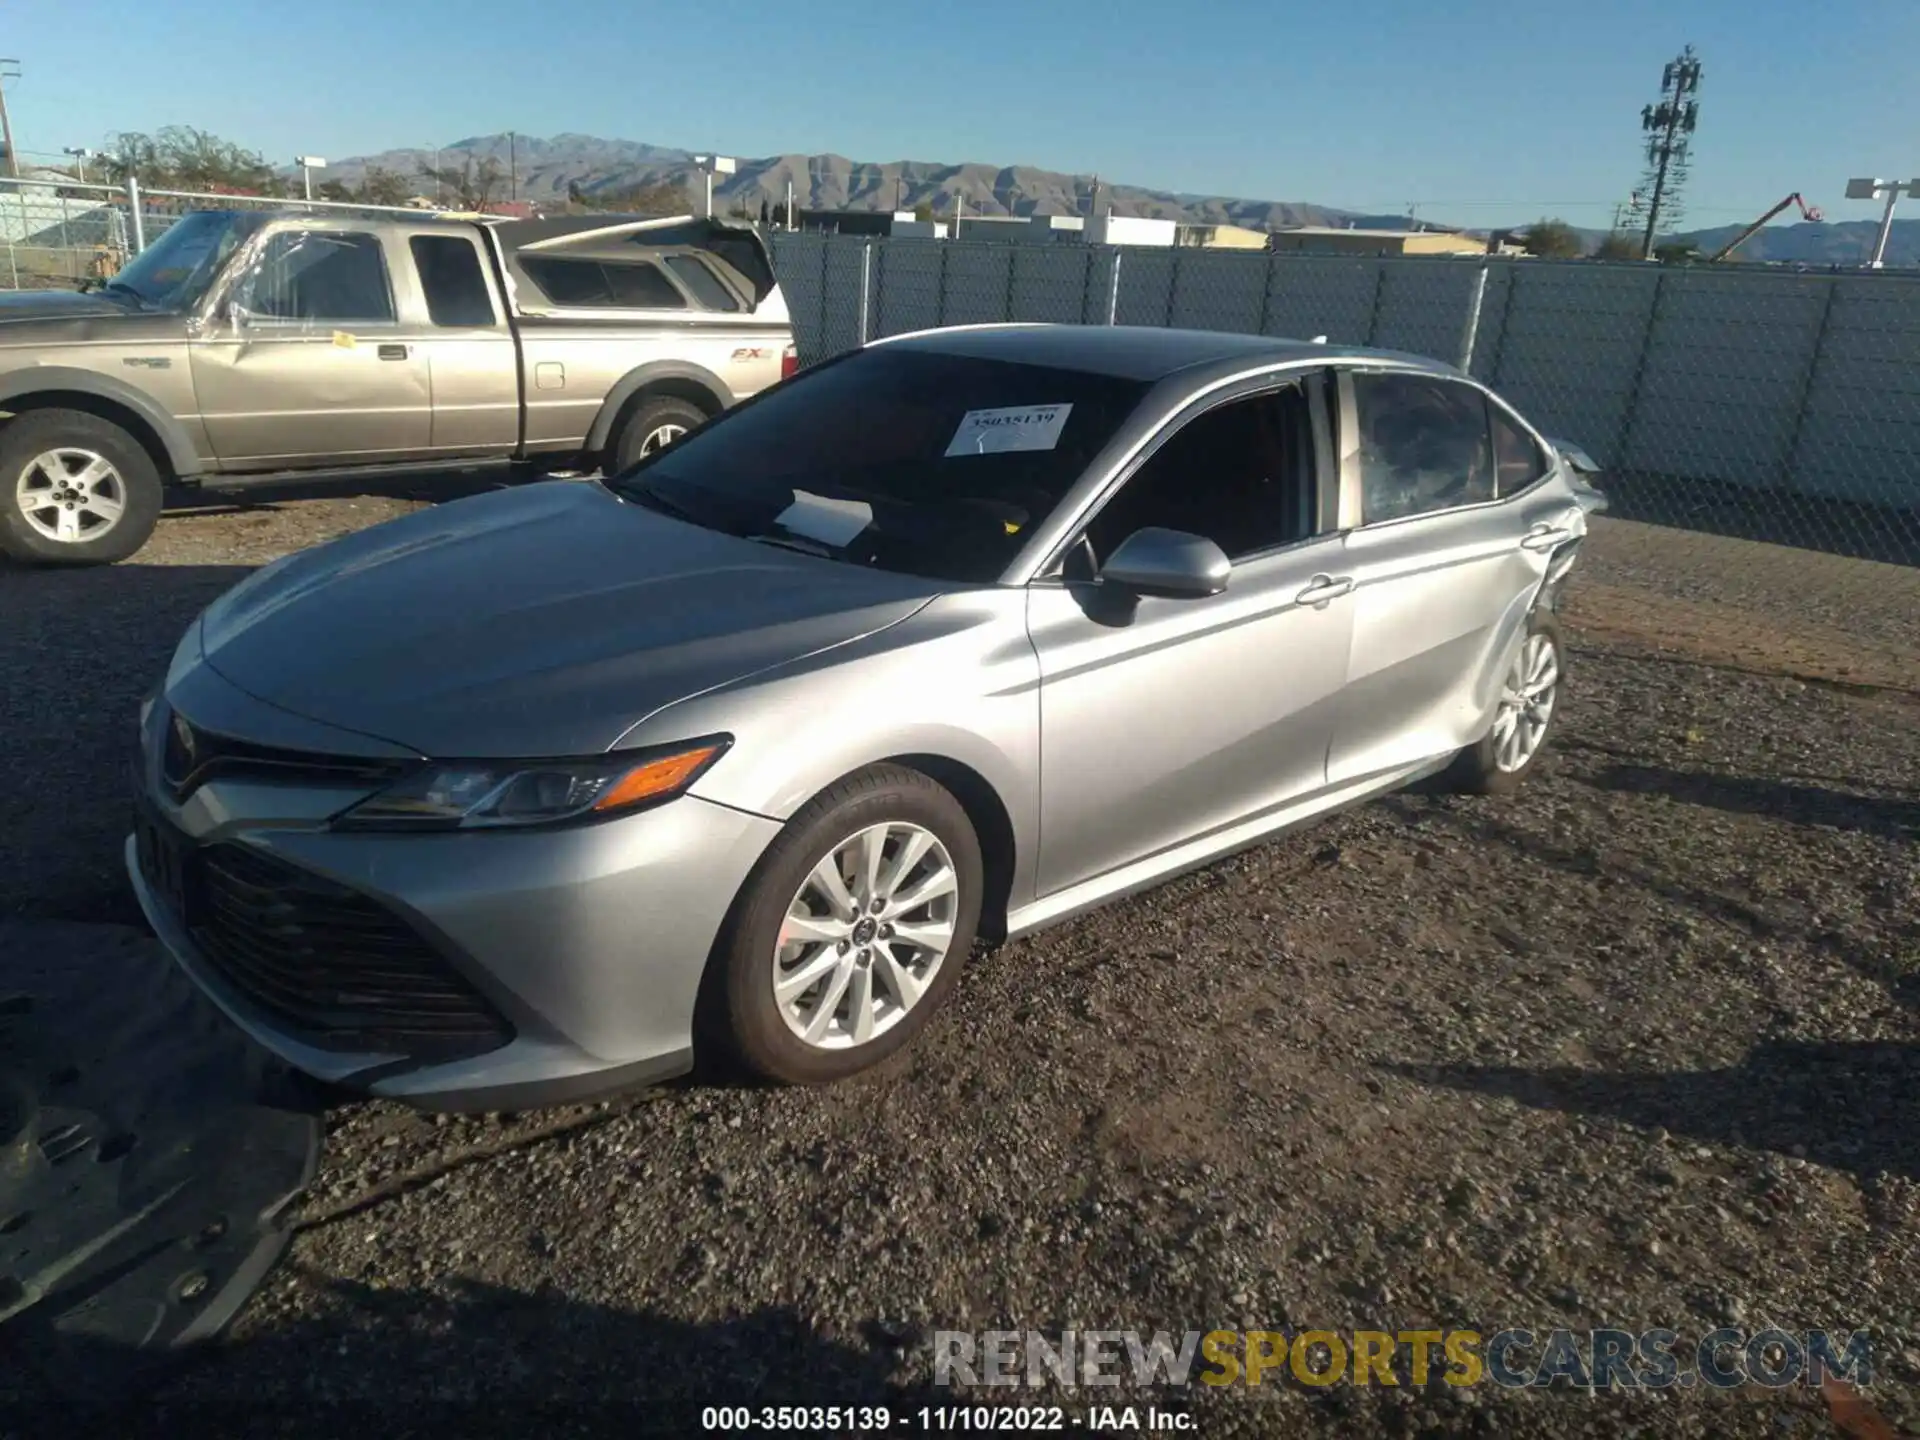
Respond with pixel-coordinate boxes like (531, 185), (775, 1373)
(8, 0), (1916, 229)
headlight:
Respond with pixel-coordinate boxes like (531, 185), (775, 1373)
(334, 737), (730, 831)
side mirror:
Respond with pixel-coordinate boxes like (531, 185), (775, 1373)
(1098, 527), (1231, 599)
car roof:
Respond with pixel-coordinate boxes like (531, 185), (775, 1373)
(873, 323), (1462, 384)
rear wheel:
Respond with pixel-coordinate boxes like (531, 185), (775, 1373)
(608, 394), (708, 476)
(0, 410), (164, 566)
(709, 765), (983, 1085)
(1446, 609), (1563, 795)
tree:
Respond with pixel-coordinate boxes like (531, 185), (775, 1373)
(357, 165), (411, 207)
(98, 126), (276, 193)
(1592, 231), (1641, 261)
(1520, 218), (1584, 259)
(912, 202), (934, 223)
(418, 154), (504, 211)
(566, 179), (686, 215)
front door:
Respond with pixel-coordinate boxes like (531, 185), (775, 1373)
(189, 227), (431, 467)
(1028, 379), (1353, 897)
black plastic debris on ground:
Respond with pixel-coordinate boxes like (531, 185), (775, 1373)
(0, 920), (322, 1403)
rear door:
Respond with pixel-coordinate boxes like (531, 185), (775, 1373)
(189, 225), (432, 466)
(1028, 373), (1354, 897)
(1323, 367), (1563, 786)
(401, 231), (520, 454)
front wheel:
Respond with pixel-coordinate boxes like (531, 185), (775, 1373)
(709, 765), (984, 1085)
(1445, 610), (1564, 795)
(0, 410), (165, 566)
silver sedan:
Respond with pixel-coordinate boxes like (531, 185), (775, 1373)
(127, 324), (1605, 1111)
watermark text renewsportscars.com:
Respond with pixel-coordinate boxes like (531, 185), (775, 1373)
(933, 1327), (1875, 1390)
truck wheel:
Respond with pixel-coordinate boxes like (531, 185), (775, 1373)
(0, 410), (165, 567)
(609, 395), (708, 476)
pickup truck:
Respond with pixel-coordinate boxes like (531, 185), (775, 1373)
(0, 209), (796, 565)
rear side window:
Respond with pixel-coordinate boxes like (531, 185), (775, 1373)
(521, 256), (687, 310)
(1352, 372), (1495, 523)
(409, 236), (497, 327)
(664, 254), (741, 312)
(1489, 399), (1548, 495)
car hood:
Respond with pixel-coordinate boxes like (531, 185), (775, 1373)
(196, 480), (942, 757)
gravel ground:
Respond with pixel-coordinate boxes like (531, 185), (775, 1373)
(1, 481), (1915, 1438)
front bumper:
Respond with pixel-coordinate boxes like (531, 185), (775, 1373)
(128, 672), (782, 1111)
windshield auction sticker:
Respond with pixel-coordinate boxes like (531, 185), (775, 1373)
(945, 404), (1073, 457)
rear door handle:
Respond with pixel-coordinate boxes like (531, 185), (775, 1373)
(1296, 574), (1354, 606)
(377, 343), (410, 361)
(1521, 523), (1571, 551)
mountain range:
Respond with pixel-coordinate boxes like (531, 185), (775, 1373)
(320, 132), (1920, 267)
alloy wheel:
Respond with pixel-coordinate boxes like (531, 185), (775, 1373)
(773, 821), (959, 1050)
(638, 423), (686, 457)
(16, 448), (127, 544)
(1491, 631), (1560, 772)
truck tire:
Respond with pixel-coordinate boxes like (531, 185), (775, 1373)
(0, 410), (165, 567)
(609, 394), (708, 476)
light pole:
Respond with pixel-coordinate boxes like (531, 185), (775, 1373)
(1845, 176), (1919, 269)
(295, 155), (327, 201)
(694, 154), (735, 218)
(0, 60), (20, 180)
(63, 146), (93, 182)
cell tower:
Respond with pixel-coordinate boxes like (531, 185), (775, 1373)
(1634, 45), (1703, 259)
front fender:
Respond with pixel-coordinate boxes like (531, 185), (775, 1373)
(0, 364), (206, 476)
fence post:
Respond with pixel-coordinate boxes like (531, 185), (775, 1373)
(1458, 263), (1489, 372)
(1164, 249), (1180, 327)
(937, 243), (952, 328)
(126, 174), (146, 254)
(1479, 262), (1518, 387)
(857, 242), (873, 345)
(1774, 274), (1841, 492)
(1255, 252), (1274, 336)
(1611, 268), (1667, 472)
(1363, 263), (1388, 346)
(1107, 248), (1122, 325)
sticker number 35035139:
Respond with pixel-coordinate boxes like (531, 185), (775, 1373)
(945, 404), (1074, 457)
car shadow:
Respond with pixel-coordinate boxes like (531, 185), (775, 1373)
(0, 562), (256, 927)
(5, 1275), (966, 1437)
(1580, 760), (1920, 842)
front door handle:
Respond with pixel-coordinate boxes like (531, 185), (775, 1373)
(1296, 574), (1354, 606)
(377, 343), (410, 361)
(1522, 523), (1572, 552)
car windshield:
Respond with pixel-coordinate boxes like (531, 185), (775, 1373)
(610, 347), (1150, 584)
(107, 210), (260, 309)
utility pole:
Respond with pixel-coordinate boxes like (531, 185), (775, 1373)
(1636, 45), (1703, 260)
(0, 60), (20, 180)
(1846, 176), (1919, 269)
(508, 131), (518, 202)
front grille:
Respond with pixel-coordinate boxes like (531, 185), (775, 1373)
(188, 842), (512, 1060)
(161, 709), (414, 803)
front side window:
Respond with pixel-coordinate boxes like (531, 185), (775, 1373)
(234, 231), (395, 324)
(1353, 371), (1494, 523)
(108, 210), (260, 309)
(1083, 385), (1315, 565)
(611, 348), (1150, 584)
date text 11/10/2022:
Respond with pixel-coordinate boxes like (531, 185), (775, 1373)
(700, 1406), (1189, 1431)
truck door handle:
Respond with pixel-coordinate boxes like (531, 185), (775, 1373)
(1522, 523), (1571, 551)
(1296, 574), (1354, 605)
(377, 344), (410, 361)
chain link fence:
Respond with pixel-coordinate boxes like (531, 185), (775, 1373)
(770, 233), (1920, 574)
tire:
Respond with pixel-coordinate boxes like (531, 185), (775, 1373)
(609, 394), (709, 476)
(0, 409), (165, 567)
(1445, 608), (1564, 796)
(707, 764), (984, 1086)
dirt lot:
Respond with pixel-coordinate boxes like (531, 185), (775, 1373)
(1, 478), (1915, 1438)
